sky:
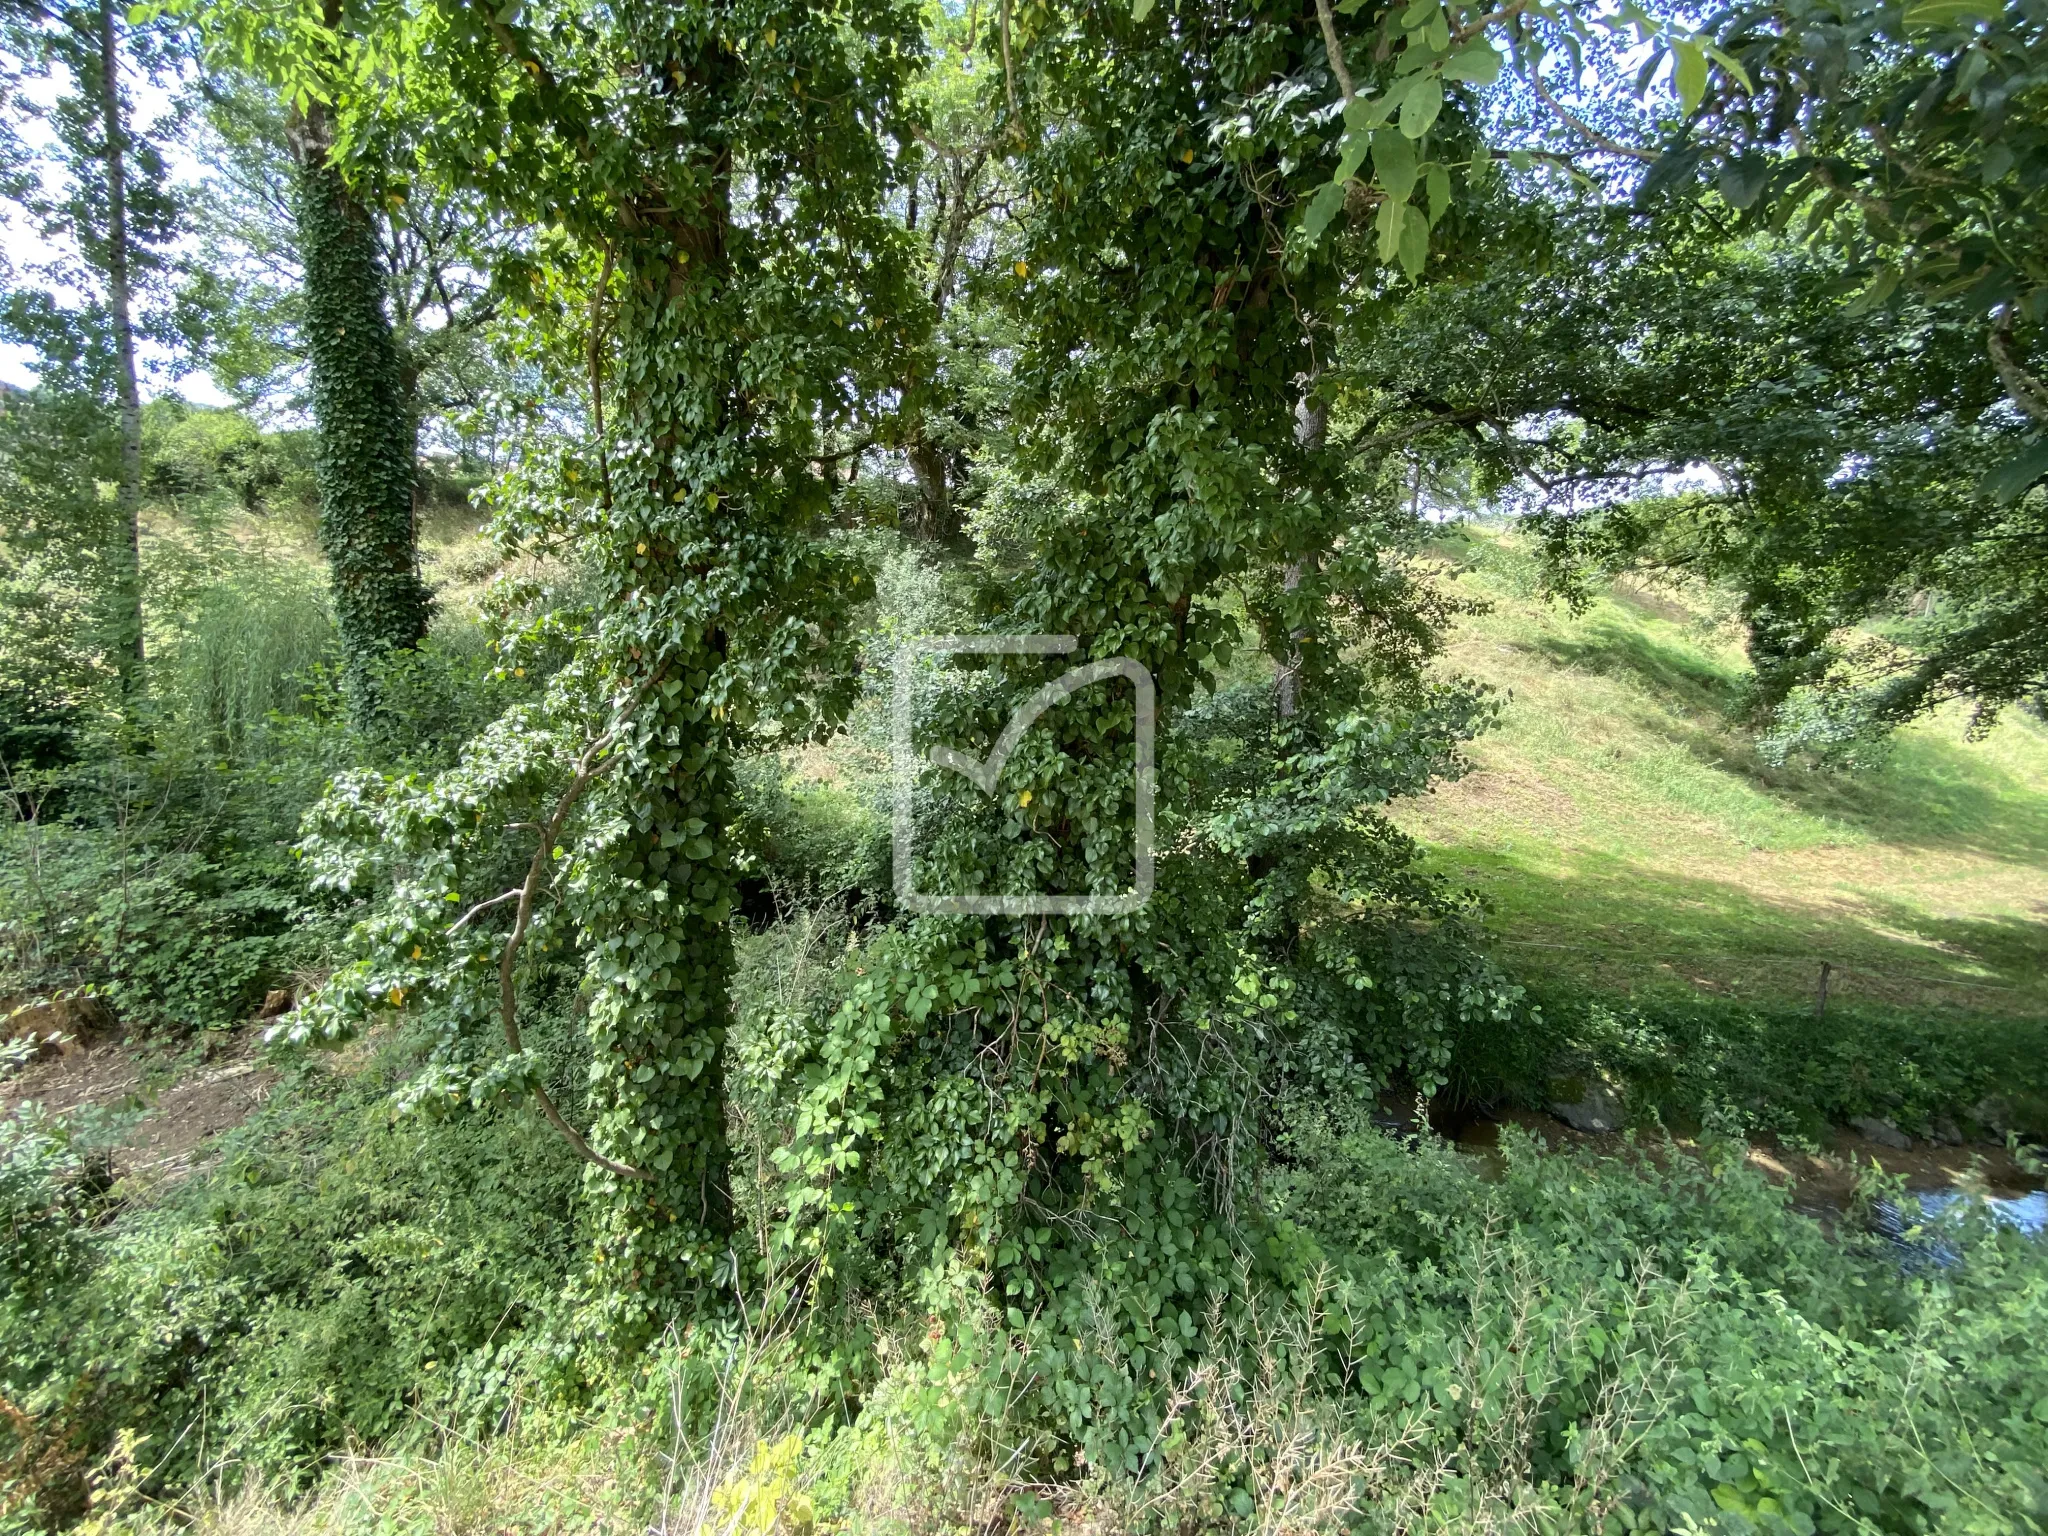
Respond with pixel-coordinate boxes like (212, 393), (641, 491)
(2, 60), (235, 406)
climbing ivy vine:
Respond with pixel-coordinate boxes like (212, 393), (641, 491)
(763, 0), (1522, 1467)
(290, 96), (435, 721)
(226, 0), (929, 1342)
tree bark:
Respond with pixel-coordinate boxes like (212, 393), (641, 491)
(96, 0), (143, 696)
(1990, 304), (2048, 427)
(1276, 393), (1327, 719)
(287, 81), (431, 725)
(905, 431), (958, 542)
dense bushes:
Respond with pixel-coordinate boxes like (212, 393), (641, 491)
(0, 1010), (589, 1523)
(11, 1011), (2046, 1536)
(1450, 986), (2048, 1145)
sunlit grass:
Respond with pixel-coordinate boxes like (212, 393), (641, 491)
(1397, 526), (2048, 1017)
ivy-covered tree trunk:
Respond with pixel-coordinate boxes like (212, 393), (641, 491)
(536, 15), (908, 1330)
(574, 221), (743, 1307)
(288, 100), (430, 723)
(262, 0), (918, 1341)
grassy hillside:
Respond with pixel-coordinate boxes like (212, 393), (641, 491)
(1397, 524), (2048, 1020)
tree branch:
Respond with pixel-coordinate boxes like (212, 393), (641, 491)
(1452, 0), (1532, 46)
(1990, 303), (2048, 426)
(999, 0), (1022, 142)
(1347, 406), (1492, 458)
(1529, 70), (1658, 164)
(1313, 0), (1356, 106)
(493, 671), (669, 1182)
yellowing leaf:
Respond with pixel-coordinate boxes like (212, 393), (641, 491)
(1015, 260), (1030, 277)
(1674, 40), (1708, 114)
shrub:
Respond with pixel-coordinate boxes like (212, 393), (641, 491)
(1452, 986), (2048, 1143)
(0, 1013), (591, 1521)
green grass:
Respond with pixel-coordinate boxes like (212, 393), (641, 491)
(1395, 525), (2048, 1019)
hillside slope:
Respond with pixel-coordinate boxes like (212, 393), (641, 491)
(1396, 526), (2048, 1020)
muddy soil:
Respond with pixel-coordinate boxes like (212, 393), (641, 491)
(3, 1027), (276, 1188)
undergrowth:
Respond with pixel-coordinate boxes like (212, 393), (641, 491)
(15, 1098), (2043, 1535)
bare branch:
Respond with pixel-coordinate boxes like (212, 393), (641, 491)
(449, 887), (523, 933)
(1313, 0), (1356, 106)
(1529, 70), (1658, 164)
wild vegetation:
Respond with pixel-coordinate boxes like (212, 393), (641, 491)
(1, 0), (2044, 1531)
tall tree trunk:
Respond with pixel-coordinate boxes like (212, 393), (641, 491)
(572, 195), (742, 1330)
(905, 431), (958, 542)
(96, 0), (143, 697)
(287, 91), (431, 725)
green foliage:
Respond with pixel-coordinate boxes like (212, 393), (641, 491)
(242, 0), (936, 1333)
(1341, 197), (2048, 748)
(294, 147), (434, 721)
(735, 754), (891, 914)
(1454, 985), (2048, 1143)
(0, 566), (340, 1033)
(139, 397), (287, 511)
(1262, 1121), (2048, 1533)
(1682, 0), (2047, 417)
(740, 0), (1526, 1466)
(0, 388), (119, 772)
(0, 1021), (589, 1518)
(0, 534), (523, 1037)
(18, 5), (2030, 1530)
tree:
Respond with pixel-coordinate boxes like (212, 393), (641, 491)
(248, 0), (929, 1333)
(758, 0), (1530, 1467)
(1343, 196), (2048, 742)
(0, 387), (121, 772)
(1399, 0), (2048, 744)
(1675, 0), (2048, 451)
(180, 76), (512, 468)
(896, 7), (1015, 543)
(277, 6), (435, 725)
(0, 0), (182, 704)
